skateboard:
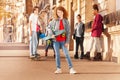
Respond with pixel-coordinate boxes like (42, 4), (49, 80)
(42, 36), (52, 41)
(31, 54), (40, 61)
(42, 30), (65, 41)
(54, 30), (65, 36)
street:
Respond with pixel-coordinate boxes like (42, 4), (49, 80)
(0, 49), (120, 80)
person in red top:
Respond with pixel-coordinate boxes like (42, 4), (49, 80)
(56, 19), (66, 41)
(50, 6), (76, 74)
(84, 4), (103, 61)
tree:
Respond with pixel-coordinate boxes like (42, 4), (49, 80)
(0, 1), (11, 20)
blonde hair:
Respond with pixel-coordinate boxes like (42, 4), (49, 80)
(54, 6), (68, 20)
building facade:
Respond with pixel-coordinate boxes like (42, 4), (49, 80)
(1, 0), (120, 63)
(55, 0), (120, 63)
(29, 0), (120, 63)
(0, 0), (27, 43)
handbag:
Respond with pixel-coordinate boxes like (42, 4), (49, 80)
(36, 24), (40, 32)
(36, 18), (41, 32)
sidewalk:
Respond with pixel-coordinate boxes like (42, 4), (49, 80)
(0, 49), (120, 80)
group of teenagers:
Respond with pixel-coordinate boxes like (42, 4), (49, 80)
(29, 4), (103, 74)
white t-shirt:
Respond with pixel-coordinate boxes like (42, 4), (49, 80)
(46, 25), (53, 36)
(29, 13), (40, 31)
(76, 23), (81, 37)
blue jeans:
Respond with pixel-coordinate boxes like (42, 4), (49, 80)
(29, 31), (38, 56)
(53, 41), (73, 69)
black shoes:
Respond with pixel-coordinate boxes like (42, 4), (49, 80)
(93, 53), (102, 61)
(74, 52), (102, 61)
(74, 54), (79, 59)
(80, 52), (84, 59)
(74, 52), (84, 59)
(45, 51), (55, 58)
(84, 52), (91, 60)
(74, 52), (79, 59)
(84, 52), (102, 61)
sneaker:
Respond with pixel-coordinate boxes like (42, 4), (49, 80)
(84, 52), (91, 60)
(30, 55), (35, 59)
(70, 68), (76, 74)
(35, 53), (40, 56)
(54, 68), (62, 74)
(74, 54), (79, 59)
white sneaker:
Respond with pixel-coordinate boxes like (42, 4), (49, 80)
(70, 68), (76, 74)
(54, 68), (62, 74)
(30, 55), (35, 59)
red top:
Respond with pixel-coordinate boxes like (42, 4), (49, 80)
(91, 14), (103, 37)
(56, 20), (66, 42)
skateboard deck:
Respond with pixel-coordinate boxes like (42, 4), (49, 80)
(31, 54), (40, 61)
(31, 56), (40, 61)
(54, 30), (65, 36)
(42, 30), (65, 40)
(42, 36), (52, 40)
